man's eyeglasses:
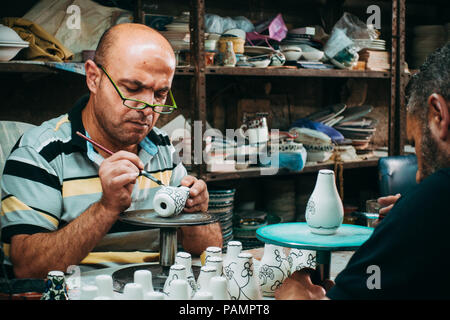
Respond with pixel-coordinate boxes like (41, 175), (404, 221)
(96, 63), (177, 114)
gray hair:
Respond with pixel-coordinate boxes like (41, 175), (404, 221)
(406, 42), (450, 124)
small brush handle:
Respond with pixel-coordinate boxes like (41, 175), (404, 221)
(76, 131), (165, 186)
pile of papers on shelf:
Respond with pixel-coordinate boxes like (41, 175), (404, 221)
(358, 49), (390, 71)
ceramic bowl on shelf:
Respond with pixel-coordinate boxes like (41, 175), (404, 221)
(247, 56), (271, 68)
(0, 42), (29, 61)
(301, 50), (324, 61)
(280, 45), (302, 61)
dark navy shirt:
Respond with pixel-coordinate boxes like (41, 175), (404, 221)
(327, 168), (450, 299)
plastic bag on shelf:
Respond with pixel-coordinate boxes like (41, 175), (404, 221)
(233, 16), (255, 32)
(324, 12), (372, 69)
(246, 13), (287, 47)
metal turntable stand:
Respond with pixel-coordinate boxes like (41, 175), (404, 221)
(112, 209), (218, 293)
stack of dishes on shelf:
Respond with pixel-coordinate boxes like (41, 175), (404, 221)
(301, 103), (377, 155)
(333, 105), (376, 154)
(354, 38), (386, 51)
(280, 27), (325, 65)
(0, 24), (29, 61)
(208, 189), (236, 246)
(161, 12), (191, 55)
(289, 127), (334, 163)
(411, 25), (446, 69)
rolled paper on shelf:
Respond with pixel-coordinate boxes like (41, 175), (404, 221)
(153, 186), (190, 217)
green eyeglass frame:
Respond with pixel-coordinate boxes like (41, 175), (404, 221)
(96, 63), (177, 114)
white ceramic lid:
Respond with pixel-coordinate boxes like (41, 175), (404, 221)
(0, 24), (28, 45)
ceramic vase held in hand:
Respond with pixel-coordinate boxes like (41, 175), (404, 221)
(153, 186), (190, 217)
(305, 169), (344, 235)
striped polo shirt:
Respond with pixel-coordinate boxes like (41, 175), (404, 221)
(0, 95), (187, 272)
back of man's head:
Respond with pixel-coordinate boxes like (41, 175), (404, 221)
(407, 42), (450, 123)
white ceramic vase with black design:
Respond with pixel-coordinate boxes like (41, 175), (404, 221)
(288, 249), (317, 273)
(163, 264), (187, 297)
(305, 169), (343, 235)
(257, 244), (290, 297)
(153, 186), (190, 217)
(228, 253), (262, 300)
(175, 252), (197, 298)
(196, 266), (217, 293)
(223, 241), (242, 277)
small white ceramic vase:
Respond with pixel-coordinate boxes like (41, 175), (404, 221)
(223, 241), (242, 279)
(123, 283), (144, 300)
(163, 264), (187, 297)
(258, 244), (291, 297)
(223, 41), (237, 67)
(205, 246), (222, 265)
(134, 270), (154, 294)
(209, 276), (230, 300)
(288, 249), (317, 273)
(95, 274), (114, 299)
(305, 169), (344, 234)
(153, 186), (190, 217)
(168, 279), (190, 300)
(175, 252), (197, 298)
(196, 266), (217, 293)
(228, 253), (262, 300)
(206, 256), (224, 277)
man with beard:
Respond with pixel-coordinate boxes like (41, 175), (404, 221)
(275, 42), (450, 299)
(0, 23), (222, 279)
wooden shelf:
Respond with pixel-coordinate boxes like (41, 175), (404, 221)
(0, 61), (195, 76)
(206, 67), (391, 78)
(201, 157), (379, 182)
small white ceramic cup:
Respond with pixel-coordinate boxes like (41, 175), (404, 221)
(144, 291), (165, 300)
(209, 276), (230, 300)
(134, 270), (153, 293)
(80, 285), (98, 300)
(168, 279), (190, 300)
(95, 275), (114, 299)
(123, 283), (144, 300)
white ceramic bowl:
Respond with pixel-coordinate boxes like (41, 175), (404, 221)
(0, 43), (28, 61)
(0, 24), (28, 44)
(223, 28), (246, 39)
(248, 58), (271, 68)
(302, 51), (324, 61)
(281, 49), (302, 61)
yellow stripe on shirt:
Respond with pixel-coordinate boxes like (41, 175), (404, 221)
(1, 196), (59, 227)
(62, 177), (102, 198)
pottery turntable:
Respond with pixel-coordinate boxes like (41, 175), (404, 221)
(111, 209), (218, 293)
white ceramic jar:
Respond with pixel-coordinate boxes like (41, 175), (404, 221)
(305, 169), (344, 235)
(228, 253), (262, 300)
(257, 244), (291, 297)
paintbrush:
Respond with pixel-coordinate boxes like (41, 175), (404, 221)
(76, 131), (165, 186)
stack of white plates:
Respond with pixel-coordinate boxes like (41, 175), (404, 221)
(412, 25), (446, 68)
(354, 38), (386, 51)
(0, 24), (29, 61)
